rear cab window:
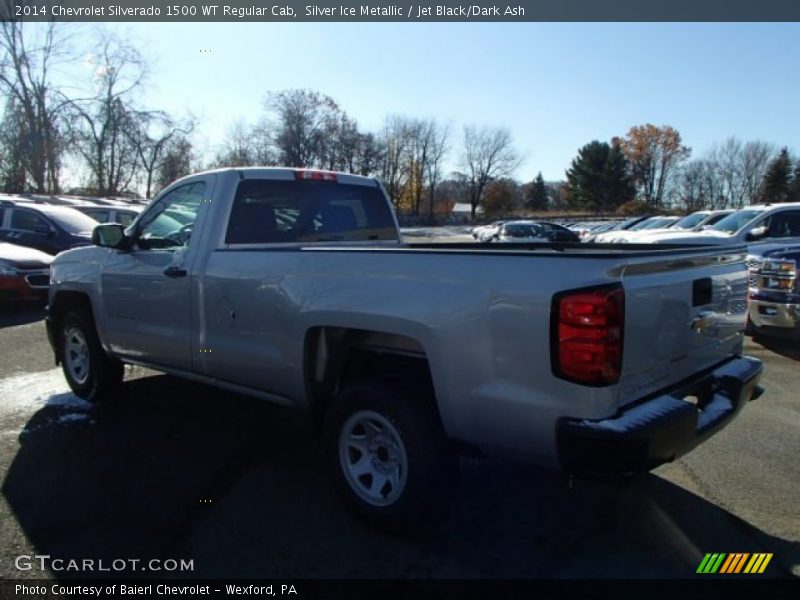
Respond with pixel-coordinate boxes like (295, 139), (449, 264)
(225, 179), (398, 245)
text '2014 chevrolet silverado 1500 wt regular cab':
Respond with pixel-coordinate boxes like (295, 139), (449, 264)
(45, 167), (763, 524)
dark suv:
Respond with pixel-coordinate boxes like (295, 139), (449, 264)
(0, 200), (98, 255)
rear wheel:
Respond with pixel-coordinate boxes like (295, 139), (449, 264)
(60, 310), (124, 403)
(324, 380), (458, 528)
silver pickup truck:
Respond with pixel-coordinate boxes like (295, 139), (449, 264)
(45, 168), (763, 524)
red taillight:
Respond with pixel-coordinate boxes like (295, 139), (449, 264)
(294, 169), (338, 182)
(552, 285), (624, 386)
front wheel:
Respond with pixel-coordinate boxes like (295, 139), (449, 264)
(60, 310), (124, 403)
(324, 380), (458, 528)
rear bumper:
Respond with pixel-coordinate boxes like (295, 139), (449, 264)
(557, 356), (763, 478)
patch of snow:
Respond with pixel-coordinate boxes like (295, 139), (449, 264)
(0, 368), (92, 414)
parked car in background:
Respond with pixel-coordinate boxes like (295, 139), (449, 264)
(490, 220), (580, 243)
(0, 199), (98, 255)
(678, 209), (735, 230)
(577, 221), (616, 240)
(0, 241), (52, 303)
(471, 220), (505, 241)
(747, 247), (800, 338)
(593, 211), (733, 244)
(592, 215), (680, 244)
(76, 204), (142, 227)
(567, 221), (602, 239)
(580, 215), (652, 242)
(643, 203), (800, 247)
(539, 221), (581, 241)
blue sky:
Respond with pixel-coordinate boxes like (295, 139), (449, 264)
(68, 22), (800, 181)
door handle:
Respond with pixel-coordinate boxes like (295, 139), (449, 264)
(163, 266), (187, 278)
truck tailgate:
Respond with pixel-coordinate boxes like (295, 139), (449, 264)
(618, 246), (749, 407)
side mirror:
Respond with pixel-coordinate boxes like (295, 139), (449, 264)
(92, 223), (126, 249)
(746, 225), (767, 241)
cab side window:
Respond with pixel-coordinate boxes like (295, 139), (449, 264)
(137, 182), (206, 250)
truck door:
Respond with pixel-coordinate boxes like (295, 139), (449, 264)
(100, 177), (214, 372)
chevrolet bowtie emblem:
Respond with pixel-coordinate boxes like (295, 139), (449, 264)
(689, 311), (714, 333)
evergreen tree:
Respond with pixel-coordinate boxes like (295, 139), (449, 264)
(526, 171), (549, 210)
(760, 148), (792, 202)
(566, 140), (634, 212)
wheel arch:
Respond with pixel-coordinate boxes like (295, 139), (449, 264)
(49, 291), (95, 364)
(303, 326), (445, 432)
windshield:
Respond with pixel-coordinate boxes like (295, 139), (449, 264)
(42, 207), (99, 235)
(710, 209), (762, 234)
(613, 216), (646, 231)
(637, 217), (675, 230)
(672, 213), (707, 230)
(704, 212), (729, 226)
(629, 217), (661, 231)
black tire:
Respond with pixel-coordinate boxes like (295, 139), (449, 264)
(59, 309), (124, 403)
(744, 314), (755, 336)
(324, 379), (458, 529)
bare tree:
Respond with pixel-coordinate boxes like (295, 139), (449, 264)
(739, 140), (774, 205)
(621, 124), (690, 207)
(679, 159), (720, 211)
(131, 113), (194, 198)
(0, 21), (71, 192)
(65, 36), (148, 195)
(424, 121), (450, 222)
(267, 89), (344, 168)
(156, 133), (194, 191)
(353, 132), (383, 177)
(319, 112), (361, 172)
(461, 125), (522, 219)
(378, 115), (413, 209)
(0, 99), (29, 191)
(403, 119), (450, 218)
(684, 139), (775, 210)
(407, 119), (431, 216)
(211, 119), (273, 168)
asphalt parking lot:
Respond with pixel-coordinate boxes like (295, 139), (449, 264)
(0, 304), (797, 581)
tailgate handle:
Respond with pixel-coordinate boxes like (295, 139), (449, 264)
(692, 277), (712, 306)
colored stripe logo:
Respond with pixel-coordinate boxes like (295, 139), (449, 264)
(697, 553), (772, 574)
